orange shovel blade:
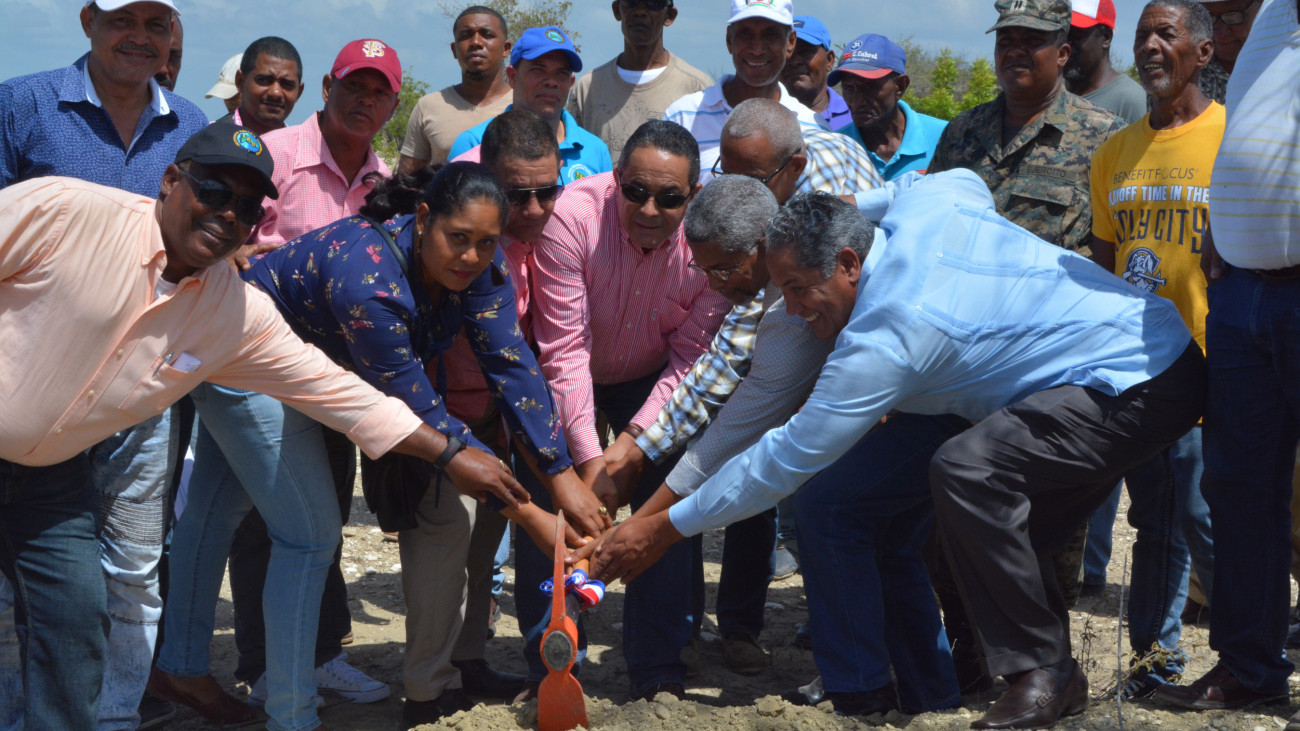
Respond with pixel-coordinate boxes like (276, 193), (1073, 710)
(537, 510), (588, 731)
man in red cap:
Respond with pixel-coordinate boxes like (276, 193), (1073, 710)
(235, 37), (402, 263)
(1065, 0), (1148, 123)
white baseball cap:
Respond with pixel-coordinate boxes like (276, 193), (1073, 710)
(86, 0), (179, 12)
(729, 0), (794, 26)
(204, 53), (243, 100)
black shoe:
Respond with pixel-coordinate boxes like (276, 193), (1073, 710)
(1080, 581), (1105, 598)
(826, 684), (898, 717)
(137, 692), (177, 730)
(452, 659), (525, 699)
(403, 689), (477, 727)
(793, 622), (812, 651)
(630, 682), (685, 702)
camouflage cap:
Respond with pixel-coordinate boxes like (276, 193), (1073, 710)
(987, 0), (1072, 33)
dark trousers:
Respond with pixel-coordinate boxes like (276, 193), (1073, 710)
(1203, 267), (1300, 694)
(0, 455), (107, 730)
(930, 343), (1205, 678)
(230, 427), (356, 683)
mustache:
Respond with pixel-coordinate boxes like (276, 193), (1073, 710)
(115, 42), (157, 57)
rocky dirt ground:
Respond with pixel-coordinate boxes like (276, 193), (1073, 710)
(169, 489), (1299, 731)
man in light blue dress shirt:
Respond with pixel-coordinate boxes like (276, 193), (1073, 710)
(589, 169), (1205, 728)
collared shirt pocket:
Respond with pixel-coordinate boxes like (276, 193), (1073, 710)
(1002, 172), (1088, 249)
(652, 301), (690, 337)
(117, 353), (197, 420)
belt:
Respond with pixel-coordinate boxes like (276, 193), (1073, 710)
(1248, 263), (1300, 283)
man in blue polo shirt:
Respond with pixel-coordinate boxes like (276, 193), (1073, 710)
(832, 34), (948, 181)
(0, 1), (207, 728)
(449, 25), (612, 183)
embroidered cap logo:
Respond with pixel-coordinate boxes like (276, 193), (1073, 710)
(233, 131), (263, 155)
(361, 40), (386, 58)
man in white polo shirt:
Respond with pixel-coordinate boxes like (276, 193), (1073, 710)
(1154, 1), (1300, 725)
(663, 0), (827, 177)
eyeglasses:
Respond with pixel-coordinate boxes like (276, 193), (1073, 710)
(619, 0), (672, 10)
(711, 151), (797, 186)
(620, 182), (690, 210)
(687, 260), (743, 282)
(1211, 0), (1259, 25)
(505, 184), (563, 207)
(182, 170), (265, 226)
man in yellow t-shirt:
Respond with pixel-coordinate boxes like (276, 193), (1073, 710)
(1086, 0), (1219, 701)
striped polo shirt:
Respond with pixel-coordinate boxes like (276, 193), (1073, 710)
(1210, 0), (1300, 269)
(664, 74), (828, 178)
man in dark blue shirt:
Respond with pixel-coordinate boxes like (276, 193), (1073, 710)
(0, 1), (207, 728)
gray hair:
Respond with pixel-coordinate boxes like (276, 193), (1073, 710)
(1144, 0), (1213, 45)
(722, 98), (804, 159)
(684, 175), (779, 255)
(766, 193), (874, 278)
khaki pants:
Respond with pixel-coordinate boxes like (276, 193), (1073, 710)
(398, 483), (508, 701)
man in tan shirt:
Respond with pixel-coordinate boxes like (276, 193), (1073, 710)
(566, 0), (711, 157)
(0, 120), (536, 729)
(398, 6), (513, 171)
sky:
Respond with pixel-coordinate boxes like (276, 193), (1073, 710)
(4, 0), (1147, 126)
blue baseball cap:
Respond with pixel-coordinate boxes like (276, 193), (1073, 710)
(827, 33), (907, 86)
(792, 16), (832, 50)
(510, 26), (582, 73)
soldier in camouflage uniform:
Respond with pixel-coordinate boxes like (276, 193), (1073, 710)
(928, 0), (1125, 257)
(923, 0), (1125, 700)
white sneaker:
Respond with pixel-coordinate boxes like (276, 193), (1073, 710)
(314, 653), (391, 703)
(246, 672), (326, 708)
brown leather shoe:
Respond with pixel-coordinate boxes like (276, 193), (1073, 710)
(972, 660), (1087, 729)
(1152, 662), (1287, 710)
(146, 668), (260, 726)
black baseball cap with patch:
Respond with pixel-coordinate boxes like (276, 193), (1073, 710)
(987, 0), (1071, 33)
(174, 120), (279, 199)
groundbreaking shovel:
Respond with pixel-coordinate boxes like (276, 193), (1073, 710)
(537, 510), (589, 731)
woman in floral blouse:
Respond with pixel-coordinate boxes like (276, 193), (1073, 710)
(244, 162), (601, 720)
(244, 162), (582, 542)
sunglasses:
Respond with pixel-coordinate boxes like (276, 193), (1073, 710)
(620, 182), (690, 210)
(183, 170), (265, 227)
(711, 152), (797, 186)
(619, 0), (672, 10)
(505, 184), (564, 207)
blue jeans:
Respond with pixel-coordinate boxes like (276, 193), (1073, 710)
(1202, 267), (1299, 695)
(1125, 427), (1212, 679)
(0, 412), (177, 731)
(796, 413), (964, 713)
(515, 374), (699, 697)
(158, 384), (340, 731)
(1082, 484), (1121, 586)
(0, 454), (108, 730)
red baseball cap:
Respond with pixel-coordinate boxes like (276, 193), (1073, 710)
(331, 39), (402, 94)
(1071, 0), (1116, 29)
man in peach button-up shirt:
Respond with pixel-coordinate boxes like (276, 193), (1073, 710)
(0, 121), (530, 729)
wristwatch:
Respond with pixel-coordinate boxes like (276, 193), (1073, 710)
(434, 435), (466, 470)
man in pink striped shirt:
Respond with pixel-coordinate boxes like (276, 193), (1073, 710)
(532, 120), (729, 699)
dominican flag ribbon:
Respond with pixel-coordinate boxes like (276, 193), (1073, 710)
(539, 568), (606, 610)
